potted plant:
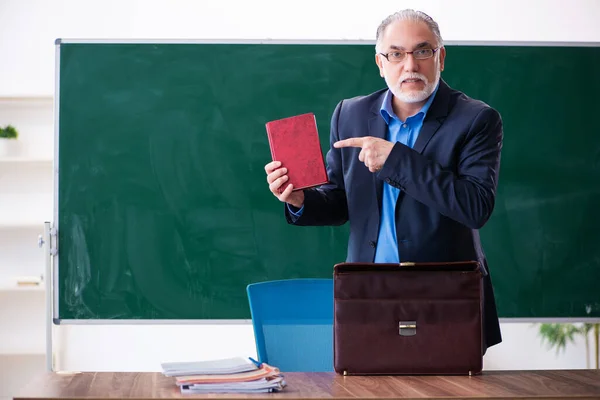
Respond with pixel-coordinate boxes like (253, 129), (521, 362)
(0, 124), (19, 157)
(538, 322), (600, 369)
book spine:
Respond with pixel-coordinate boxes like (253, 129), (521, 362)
(265, 124), (277, 162)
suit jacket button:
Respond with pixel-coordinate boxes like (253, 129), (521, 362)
(369, 241), (377, 248)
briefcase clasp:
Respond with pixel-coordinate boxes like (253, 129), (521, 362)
(399, 321), (417, 336)
(399, 262), (416, 266)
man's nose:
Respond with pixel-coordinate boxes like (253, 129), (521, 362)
(402, 53), (418, 72)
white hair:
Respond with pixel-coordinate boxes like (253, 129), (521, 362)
(375, 9), (443, 52)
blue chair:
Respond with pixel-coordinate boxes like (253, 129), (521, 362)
(247, 279), (334, 372)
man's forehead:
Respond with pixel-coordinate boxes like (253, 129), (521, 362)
(380, 20), (435, 49)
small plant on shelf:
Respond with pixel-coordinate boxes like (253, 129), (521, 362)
(0, 124), (18, 139)
(0, 124), (20, 157)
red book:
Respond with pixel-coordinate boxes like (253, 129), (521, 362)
(265, 113), (328, 191)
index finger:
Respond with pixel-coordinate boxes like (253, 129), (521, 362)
(334, 137), (365, 148)
(264, 160), (282, 174)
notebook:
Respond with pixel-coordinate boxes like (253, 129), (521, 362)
(161, 356), (257, 377)
(161, 357), (287, 394)
(265, 113), (328, 191)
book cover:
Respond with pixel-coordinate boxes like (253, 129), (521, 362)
(161, 357), (257, 377)
(265, 113), (328, 191)
(175, 364), (279, 385)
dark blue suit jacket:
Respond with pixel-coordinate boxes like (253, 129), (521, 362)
(286, 80), (503, 351)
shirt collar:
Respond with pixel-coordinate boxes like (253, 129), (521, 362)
(380, 82), (440, 124)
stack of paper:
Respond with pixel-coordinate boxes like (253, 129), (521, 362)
(161, 357), (286, 394)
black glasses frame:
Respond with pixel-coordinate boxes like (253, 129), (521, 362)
(379, 47), (440, 63)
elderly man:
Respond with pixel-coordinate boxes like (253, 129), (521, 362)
(265, 9), (503, 352)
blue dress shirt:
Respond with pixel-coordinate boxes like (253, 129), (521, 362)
(374, 85), (439, 263)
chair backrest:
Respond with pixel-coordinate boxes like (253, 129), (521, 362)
(247, 279), (334, 372)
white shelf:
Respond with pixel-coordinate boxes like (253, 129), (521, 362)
(0, 91), (50, 395)
(0, 284), (45, 293)
(0, 221), (49, 229)
(0, 278), (45, 292)
(0, 289), (46, 355)
(0, 91), (52, 380)
(0, 224), (48, 231)
(0, 157), (53, 164)
(0, 341), (45, 356)
(0, 96), (53, 103)
(0, 351), (45, 357)
(0, 193), (53, 228)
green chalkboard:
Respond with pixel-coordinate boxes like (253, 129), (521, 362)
(57, 42), (600, 320)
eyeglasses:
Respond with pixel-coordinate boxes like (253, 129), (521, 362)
(379, 48), (440, 63)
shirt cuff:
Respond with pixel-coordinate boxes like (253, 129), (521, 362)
(287, 203), (304, 218)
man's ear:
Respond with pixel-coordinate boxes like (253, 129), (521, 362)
(439, 46), (446, 72)
(375, 54), (385, 78)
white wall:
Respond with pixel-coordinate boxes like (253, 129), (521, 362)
(1, 0), (599, 97)
(0, 0), (599, 373)
(54, 323), (595, 372)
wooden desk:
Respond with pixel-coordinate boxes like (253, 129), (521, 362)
(15, 370), (600, 400)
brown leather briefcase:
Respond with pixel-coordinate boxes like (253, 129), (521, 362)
(333, 261), (483, 375)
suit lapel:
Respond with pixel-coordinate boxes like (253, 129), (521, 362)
(368, 114), (388, 140)
(413, 119), (442, 154)
(367, 81), (452, 217)
(412, 80), (451, 154)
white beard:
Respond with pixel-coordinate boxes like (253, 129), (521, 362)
(386, 65), (441, 104)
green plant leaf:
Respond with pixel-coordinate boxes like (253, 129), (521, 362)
(0, 125), (18, 139)
(538, 323), (579, 355)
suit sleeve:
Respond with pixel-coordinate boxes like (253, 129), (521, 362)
(284, 101), (349, 226)
(379, 107), (503, 229)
